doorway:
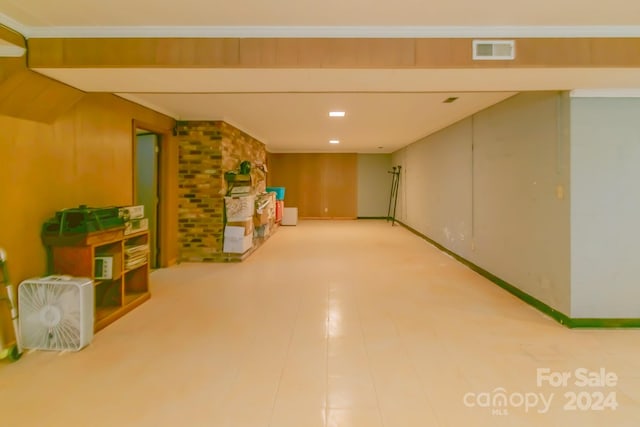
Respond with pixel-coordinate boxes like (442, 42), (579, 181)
(135, 129), (160, 268)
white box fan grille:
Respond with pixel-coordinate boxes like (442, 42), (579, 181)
(19, 275), (94, 351)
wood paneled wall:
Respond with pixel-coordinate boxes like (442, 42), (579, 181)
(267, 153), (357, 219)
(0, 62), (84, 123)
(28, 37), (640, 69)
(0, 24), (24, 49)
(0, 92), (175, 287)
(1, 26), (84, 124)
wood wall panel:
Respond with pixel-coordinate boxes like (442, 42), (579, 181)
(590, 38), (640, 67)
(0, 91), (175, 288)
(415, 39), (465, 67)
(239, 39), (278, 67)
(0, 24), (25, 48)
(28, 38), (64, 64)
(0, 57), (23, 82)
(28, 37), (640, 69)
(296, 39), (328, 68)
(0, 66), (84, 123)
(0, 54), (84, 123)
(516, 38), (592, 67)
(323, 39), (415, 67)
(267, 153), (357, 219)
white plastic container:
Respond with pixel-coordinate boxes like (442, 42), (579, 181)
(282, 207), (298, 226)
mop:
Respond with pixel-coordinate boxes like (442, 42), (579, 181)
(0, 248), (22, 361)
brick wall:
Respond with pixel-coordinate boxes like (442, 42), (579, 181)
(220, 122), (268, 194)
(176, 121), (266, 262)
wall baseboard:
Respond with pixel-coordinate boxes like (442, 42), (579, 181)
(357, 216), (389, 220)
(301, 217), (357, 220)
(395, 220), (640, 328)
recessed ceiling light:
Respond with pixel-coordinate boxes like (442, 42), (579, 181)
(329, 140), (340, 144)
(329, 111), (346, 117)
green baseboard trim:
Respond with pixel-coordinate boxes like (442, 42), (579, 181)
(568, 318), (640, 328)
(357, 216), (390, 220)
(396, 220), (640, 329)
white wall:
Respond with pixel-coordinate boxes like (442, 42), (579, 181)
(570, 97), (640, 318)
(393, 92), (571, 314)
(357, 154), (392, 217)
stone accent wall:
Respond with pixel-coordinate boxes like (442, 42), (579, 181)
(220, 122), (268, 194)
(176, 120), (267, 262)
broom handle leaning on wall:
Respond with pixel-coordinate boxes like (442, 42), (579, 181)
(390, 166), (401, 226)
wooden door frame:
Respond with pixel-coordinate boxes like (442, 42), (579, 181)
(132, 119), (177, 268)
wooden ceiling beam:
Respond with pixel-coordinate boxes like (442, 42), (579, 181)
(27, 37), (640, 69)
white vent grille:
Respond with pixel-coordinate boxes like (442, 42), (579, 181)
(472, 40), (515, 60)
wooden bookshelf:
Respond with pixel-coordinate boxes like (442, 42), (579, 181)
(44, 228), (150, 332)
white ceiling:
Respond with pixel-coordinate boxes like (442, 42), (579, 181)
(1, 0), (640, 27)
(2, 2), (640, 152)
(119, 92), (517, 153)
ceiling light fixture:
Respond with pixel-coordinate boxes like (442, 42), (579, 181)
(329, 111), (346, 117)
(329, 140), (340, 144)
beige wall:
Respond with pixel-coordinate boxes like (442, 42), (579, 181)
(357, 154), (392, 217)
(394, 120), (474, 257)
(570, 97), (640, 318)
(0, 93), (175, 286)
(393, 92), (571, 313)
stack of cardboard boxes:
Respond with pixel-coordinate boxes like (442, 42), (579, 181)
(223, 195), (254, 254)
(254, 192), (276, 239)
(223, 189), (282, 254)
(266, 187), (285, 223)
(120, 205), (149, 235)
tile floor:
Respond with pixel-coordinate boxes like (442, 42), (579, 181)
(1, 220), (639, 426)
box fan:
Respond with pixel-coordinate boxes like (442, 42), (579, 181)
(18, 275), (94, 351)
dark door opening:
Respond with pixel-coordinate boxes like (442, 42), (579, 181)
(135, 129), (160, 268)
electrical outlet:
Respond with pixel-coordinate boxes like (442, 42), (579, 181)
(324, 207), (328, 213)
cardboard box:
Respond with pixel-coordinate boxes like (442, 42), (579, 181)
(119, 205), (144, 220)
(255, 223), (270, 238)
(124, 217), (149, 235)
(224, 226), (244, 239)
(223, 234), (253, 254)
(226, 219), (253, 236)
(253, 210), (270, 227)
(225, 195), (255, 222)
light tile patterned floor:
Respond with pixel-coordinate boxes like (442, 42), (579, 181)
(1, 220), (639, 426)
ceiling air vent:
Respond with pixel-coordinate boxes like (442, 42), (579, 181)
(472, 40), (515, 60)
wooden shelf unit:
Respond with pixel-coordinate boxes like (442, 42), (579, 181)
(44, 228), (150, 332)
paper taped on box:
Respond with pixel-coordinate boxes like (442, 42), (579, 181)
(225, 195), (254, 221)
